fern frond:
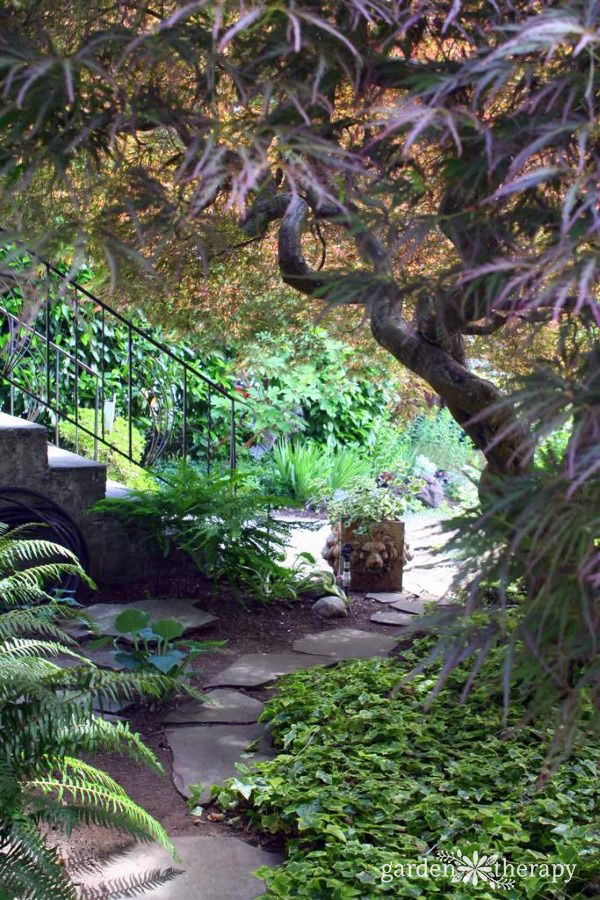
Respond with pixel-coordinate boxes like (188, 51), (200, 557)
(77, 868), (182, 899)
(0, 818), (77, 900)
(0, 525), (176, 897)
(0, 535), (80, 572)
(0, 604), (75, 641)
(26, 778), (174, 852)
(0, 638), (83, 660)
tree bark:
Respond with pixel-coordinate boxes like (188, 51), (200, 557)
(370, 293), (528, 476)
(242, 193), (530, 478)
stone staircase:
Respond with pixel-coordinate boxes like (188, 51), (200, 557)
(0, 411), (139, 582)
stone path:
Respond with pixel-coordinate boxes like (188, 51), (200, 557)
(167, 723), (274, 802)
(165, 627), (403, 806)
(92, 514), (455, 896)
(164, 689), (265, 725)
(206, 651), (335, 687)
(369, 609), (415, 626)
(67, 598), (218, 638)
(89, 835), (283, 899)
(292, 627), (399, 659)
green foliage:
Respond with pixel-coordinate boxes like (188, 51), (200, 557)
(405, 410), (479, 473)
(364, 420), (418, 479)
(326, 479), (413, 529)
(535, 420), (573, 472)
(216, 643), (600, 898)
(240, 328), (398, 446)
(273, 441), (326, 504)
(325, 446), (371, 492)
(90, 609), (224, 681)
(95, 465), (329, 604)
(0, 524), (178, 900)
(59, 409), (151, 488)
(272, 441), (371, 504)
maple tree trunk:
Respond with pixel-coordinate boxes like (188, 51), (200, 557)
(370, 296), (528, 478)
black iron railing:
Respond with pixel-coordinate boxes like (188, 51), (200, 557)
(0, 254), (242, 474)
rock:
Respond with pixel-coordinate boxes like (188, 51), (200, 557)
(86, 835), (283, 900)
(312, 595), (348, 619)
(163, 689), (264, 725)
(55, 647), (125, 670)
(366, 591), (418, 605)
(166, 724), (273, 801)
(417, 475), (445, 508)
(207, 652), (335, 687)
(65, 598), (218, 639)
(370, 610), (414, 626)
(292, 627), (399, 660)
(390, 596), (428, 614)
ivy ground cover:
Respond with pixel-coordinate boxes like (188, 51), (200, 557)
(217, 644), (600, 899)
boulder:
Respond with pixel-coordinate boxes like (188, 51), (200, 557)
(417, 475), (444, 508)
(312, 595), (348, 619)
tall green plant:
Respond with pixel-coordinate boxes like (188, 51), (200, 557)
(95, 466), (302, 603)
(325, 446), (370, 492)
(272, 441), (326, 503)
(0, 524), (179, 899)
(407, 410), (478, 472)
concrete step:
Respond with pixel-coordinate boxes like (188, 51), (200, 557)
(47, 444), (107, 471)
(0, 412), (48, 484)
(105, 478), (132, 499)
(46, 444), (107, 513)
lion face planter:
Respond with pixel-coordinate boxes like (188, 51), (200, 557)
(322, 519), (406, 592)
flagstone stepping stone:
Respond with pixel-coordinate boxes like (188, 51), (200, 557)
(166, 724), (273, 802)
(163, 689), (265, 725)
(66, 598), (217, 638)
(370, 610), (415, 626)
(206, 652), (334, 687)
(390, 596), (429, 614)
(292, 628), (399, 660)
(86, 835), (283, 899)
(56, 647), (124, 670)
(60, 689), (132, 717)
(366, 591), (420, 605)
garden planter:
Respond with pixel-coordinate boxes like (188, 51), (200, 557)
(323, 520), (405, 592)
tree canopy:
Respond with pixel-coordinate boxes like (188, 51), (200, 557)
(1, 1), (598, 472)
(1, 0), (599, 746)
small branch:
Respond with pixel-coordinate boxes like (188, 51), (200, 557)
(463, 314), (507, 335)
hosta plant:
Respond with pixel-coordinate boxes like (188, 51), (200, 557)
(0, 523), (179, 900)
(90, 607), (224, 680)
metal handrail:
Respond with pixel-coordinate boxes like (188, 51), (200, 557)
(0, 249), (242, 473)
(40, 258), (236, 398)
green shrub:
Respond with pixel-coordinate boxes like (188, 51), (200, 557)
(273, 440), (372, 504)
(59, 409), (151, 488)
(217, 642), (600, 899)
(535, 420), (572, 472)
(325, 446), (371, 492)
(95, 465), (330, 603)
(407, 409), (478, 472)
(272, 440), (327, 503)
(0, 524), (178, 899)
(364, 419), (417, 476)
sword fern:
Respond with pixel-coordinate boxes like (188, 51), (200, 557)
(0, 523), (179, 899)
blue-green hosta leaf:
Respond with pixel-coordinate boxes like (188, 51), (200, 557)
(151, 618), (185, 642)
(147, 650), (186, 673)
(114, 608), (150, 634)
(113, 650), (143, 670)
